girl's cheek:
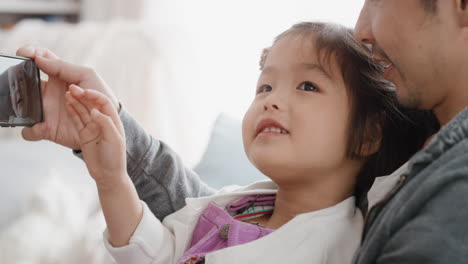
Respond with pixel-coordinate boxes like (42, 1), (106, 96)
(242, 104), (259, 141)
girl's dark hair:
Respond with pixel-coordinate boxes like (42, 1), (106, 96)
(261, 22), (440, 211)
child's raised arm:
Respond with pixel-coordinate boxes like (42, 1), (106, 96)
(65, 84), (143, 247)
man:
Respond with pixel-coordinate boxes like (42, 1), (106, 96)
(0, 68), (15, 122)
(351, 0), (468, 262)
(0, 62), (35, 124)
(15, 0), (467, 261)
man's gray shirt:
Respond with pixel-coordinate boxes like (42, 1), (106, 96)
(353, 108), (468, 263)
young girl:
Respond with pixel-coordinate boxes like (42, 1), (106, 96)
(64, 22), (436, 263)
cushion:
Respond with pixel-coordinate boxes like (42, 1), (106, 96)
(194, 114), (267, 189)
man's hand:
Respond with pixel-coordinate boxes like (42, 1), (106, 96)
(16, 46), (119, 150)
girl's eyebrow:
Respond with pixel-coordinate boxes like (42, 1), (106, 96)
(299, 63), (332, 80)
(261, 63), (332, 80)
(259, 66), (276, 76)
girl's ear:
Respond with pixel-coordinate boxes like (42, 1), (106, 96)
(259, 48), (270, 70)
(454, 0), (468, 75)
(358, 122), (382, 157)
(457, 0), (468, 26)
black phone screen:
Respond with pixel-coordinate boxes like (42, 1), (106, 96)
(0, 55), (43, 127)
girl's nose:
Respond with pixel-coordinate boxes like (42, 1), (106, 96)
(263, 103), (279, 111)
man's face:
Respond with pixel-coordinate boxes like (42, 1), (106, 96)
(354, 0), (460, 112)
(8, 63), (30, 118)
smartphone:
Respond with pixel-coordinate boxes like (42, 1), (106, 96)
(0, 54), (43, 127)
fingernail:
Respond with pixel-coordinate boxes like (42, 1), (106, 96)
(22, 46), (35, 55)
(70, 84), (83, 93)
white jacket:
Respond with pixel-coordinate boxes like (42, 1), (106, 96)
(104, 181), (363, 264)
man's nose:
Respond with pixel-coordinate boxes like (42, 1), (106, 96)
(354, 2), (374, 45)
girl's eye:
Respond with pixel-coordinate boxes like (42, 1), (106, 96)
(256, 85), (273, 94)
(297, 81), (319, 92)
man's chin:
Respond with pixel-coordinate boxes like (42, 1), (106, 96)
(396, 89), (422, 109)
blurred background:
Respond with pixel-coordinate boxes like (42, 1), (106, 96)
(0, 0), (364, 263)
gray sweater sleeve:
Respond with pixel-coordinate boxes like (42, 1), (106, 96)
(74, 106), (216, 220)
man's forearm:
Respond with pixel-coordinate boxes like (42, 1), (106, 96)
(74, 105), (216, 219)
(118, 106), (215, 219)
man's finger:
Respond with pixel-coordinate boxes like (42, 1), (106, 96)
(16, 46), (59, 60)
(65, 101), (85, 131)
(35, 56), (91, 84)
(40, 80), (47, 95)
(21, 124), (45, 142)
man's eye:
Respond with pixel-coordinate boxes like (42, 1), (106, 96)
(297, 81), (319, 92)
(256, 85), (273, 94)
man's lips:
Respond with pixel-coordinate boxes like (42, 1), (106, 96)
(255, 118), (289, 137)
(383, 64), (394, 80)
(373, 55), (394, 80)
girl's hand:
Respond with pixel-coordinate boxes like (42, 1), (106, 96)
(64, 84), (126, 188)
(65, 84), (143, 247)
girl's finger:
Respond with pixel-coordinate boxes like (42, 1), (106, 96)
(82, 89), (115, 114)
(68, 85), (96, 115)
(80, 89), (124, 134)
(65, 101), (85, 131)
(69, 85), (113, 116)
(65, 90), (92, 125)
(69, 84), (85, 99)
(90, 108), (121, 142)
(69, 84), (123, 136)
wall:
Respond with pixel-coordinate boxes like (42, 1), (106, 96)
(143, 0), (365, 119)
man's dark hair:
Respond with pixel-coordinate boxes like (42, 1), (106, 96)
(261, 22), (440, 211)
(421, 0), (438, 13)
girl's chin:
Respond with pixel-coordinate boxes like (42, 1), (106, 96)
(251, 159), (295, 177)
(251, 155), (285, 167)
